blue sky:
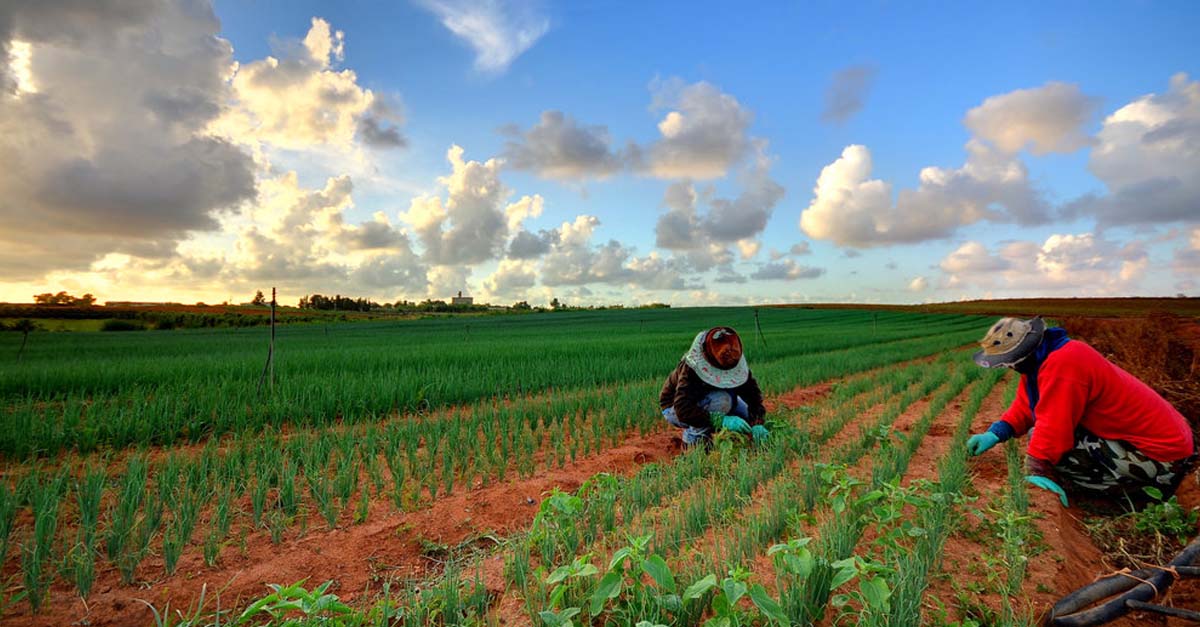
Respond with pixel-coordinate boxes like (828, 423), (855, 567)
(1, 1), (1198, 305)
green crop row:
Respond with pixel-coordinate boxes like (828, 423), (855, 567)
(0, 308), (989, 457)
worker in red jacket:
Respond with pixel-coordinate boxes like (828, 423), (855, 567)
(660, 326), (768, 446)
(966, 317), (1196, 506)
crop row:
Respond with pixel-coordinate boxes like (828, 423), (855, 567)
(0, 309), (988, 457)
(491, 354), (970, 626)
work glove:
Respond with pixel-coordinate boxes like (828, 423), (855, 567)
(966, 432), (1000, 456)
(751, 425), (770, 441)
(721, 415), (752, 435)
(1026, 475), (1069, 507)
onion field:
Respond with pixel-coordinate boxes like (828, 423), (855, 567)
(0, 307), (1060, 626)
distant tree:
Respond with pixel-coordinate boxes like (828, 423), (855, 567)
(550, 297), (561, 310)
(511, 300), (531, 310)
(251, 290), (267, 306)
(34, 291), (89, 305)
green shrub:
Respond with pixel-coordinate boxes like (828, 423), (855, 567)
(100, 319), (145, 332)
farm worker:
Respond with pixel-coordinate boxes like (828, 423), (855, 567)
(966, 317), (1195, 507)
(659, 326), (769, 446)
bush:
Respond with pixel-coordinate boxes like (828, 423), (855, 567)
(100, 319), (145, 332)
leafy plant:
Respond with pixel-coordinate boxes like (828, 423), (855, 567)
(1133, 486), (1198, 543)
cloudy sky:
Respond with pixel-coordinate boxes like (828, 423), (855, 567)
(1, 1), (1198, 307)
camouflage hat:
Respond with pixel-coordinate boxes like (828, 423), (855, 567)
(972, 317), (1045, 368)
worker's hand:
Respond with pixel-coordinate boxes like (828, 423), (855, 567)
(751, 425), (770, 441)
(966, 432), (1000, 456)
(1025, 475), (1069, 507)
(721, 415), (752, 434)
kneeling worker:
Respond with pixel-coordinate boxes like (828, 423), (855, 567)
(967, 317), (1195, 506)
(660, 326), (769, 446)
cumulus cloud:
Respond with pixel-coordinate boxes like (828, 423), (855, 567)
(799, 141), (1048, 247)
(401, 145), (530, 266)
(482, 258), (538, 299)
(822, 64), (877, 124)
(208, 171), (427, 297)
(908, 276), (928, 291)
(538, 215), (697, 290)
(338, 211), (408, 250)
(938, 234), (1148, 294)
(643, 79), (752, 179)
(749, 260), (825, 281)
(507, 228), (557, 259)
(215, 18), (403, 151)
(964, 82), (1099, 154)
(501, 110), (626, 180)
(737, 239), (760, 260)
(1064, 73), (1200, 228)
(0, 0), (256, 280)
(655, 147), (784, 255)
(418, 0), (549, 74)
(358, 97), (407, 148)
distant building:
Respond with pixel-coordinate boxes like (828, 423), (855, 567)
(451, 291), (473, 306)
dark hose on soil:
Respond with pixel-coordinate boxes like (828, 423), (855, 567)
(1049, 537), (1200, 626)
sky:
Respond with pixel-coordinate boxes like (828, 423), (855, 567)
(1, 1), (1198, 307)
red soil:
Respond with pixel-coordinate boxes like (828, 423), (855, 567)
(4, 429), (678, 627)
(9, 314), (1199, 626)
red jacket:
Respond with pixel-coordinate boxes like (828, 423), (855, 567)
(1001, 340), (1193, 464)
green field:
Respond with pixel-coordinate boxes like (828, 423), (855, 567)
(0, 307), (1022, 626)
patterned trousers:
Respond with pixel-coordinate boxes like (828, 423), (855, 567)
(1056, 429), (1197, 500)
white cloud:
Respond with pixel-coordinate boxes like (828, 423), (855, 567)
(0, 0), (256, 281)
(937, 234), (1148, 295)
(214, 18), (402, 151)
(1065, 73), (1200, 228)
(737, 239), (760, 260)
(418, 0), (549, 74)
(655, 147), (784, 254)
(908, 276), (928, 291)
(400, 145), (511, 266)
(799, 142), (1048, 248)
(643, 80), (752, 180)
(538, 215), (697, 290)
(427, 265), (472, 299)
(963, 82), (1099, 154)
(481, 258), (538, 299)
(749, 260), (825, 281)
(500, 111), (626, 180)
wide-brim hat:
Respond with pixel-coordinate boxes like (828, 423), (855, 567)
(684, 329), (749, 388)
(973, 317), (1046, 368)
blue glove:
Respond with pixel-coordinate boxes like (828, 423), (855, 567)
(751, 425), (769, 441)
(1026, 475), (1069, 507)
(721, 415), (752, 434)
(966, 432), (1000, 456)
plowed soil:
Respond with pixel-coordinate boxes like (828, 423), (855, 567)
(5, 312), (1199, 626)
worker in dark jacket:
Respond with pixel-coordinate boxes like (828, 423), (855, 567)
(966, 317), (1196, 506)
(660, 327), (768, 446)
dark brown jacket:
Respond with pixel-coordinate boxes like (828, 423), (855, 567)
(658, 361), (766, 429)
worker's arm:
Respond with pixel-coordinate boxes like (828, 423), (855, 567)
(659, 368), (677, 411)
(671, 367), (717, 429)
(967, 375), (1032, 456)
(997, 376), (1035, 437)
